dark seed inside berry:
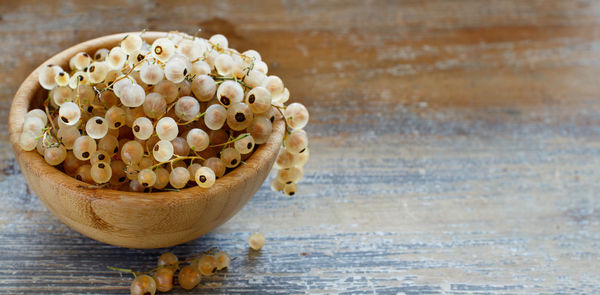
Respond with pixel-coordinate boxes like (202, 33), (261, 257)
(114, 122), (121, 127)
(142, 182), (148, 187)
(83, 67), (88, 72)
(235, 113), (245, 122)
(143, 188), (150, 193)
(221, 96), (230, 105)
(286, 181), (292, 184)
(183, 68), (187, 76)
(76, 175), (82, 181)
(270, 116), (274, 123)
(137, 54), (144, 62)
(89, 65), (95, 72)
(247, 143), (253, 149)
(83, 53), (89, 57)
(133, 125), (140, 132)
(95, 119), (103, 124)
(98, 154), (105, 160)
(78, 75), (83, 81)
(82, 152), (90, 158)
(248, 94), (255, 104)
(98, 163), (105, 168)
(154, 145), (160, 151)
(95, 53), (101, 59)
(119, 176), (126, 182)
(87, 106), (93, 113)
(154, 46), (163, 55)
(114, 147), (119, 153)
(289, 192), (295, 196)
(299, 148), (306, 153)
(199, 175), (206, 183)
(231, 159), (237, 165)
(59, 72), (65, 76)
(61, 116), (68, 123)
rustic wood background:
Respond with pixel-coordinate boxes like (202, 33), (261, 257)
(1, 0), (600, 294)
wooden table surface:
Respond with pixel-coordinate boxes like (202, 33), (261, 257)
(1, 1), (599, 294)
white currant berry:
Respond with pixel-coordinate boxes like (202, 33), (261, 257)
(58, 102), (81, 126)
(174, 96), (200, 121)
(186, 128), (209, 152)
(153, 140), (174, 162)
(155, 117), (178, 141)
(121, 34), (143, 54)
(86, 116), (109, 139)
(132, 117), (154, 140)
(195, 167), (215, 188)
(190, 75), (216, 102)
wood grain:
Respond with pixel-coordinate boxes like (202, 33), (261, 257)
(1, 0), (600, 294)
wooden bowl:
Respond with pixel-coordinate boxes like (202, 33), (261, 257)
(7, 32), (284, 249)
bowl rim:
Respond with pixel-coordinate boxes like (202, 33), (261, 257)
(8, 31), (285, 202)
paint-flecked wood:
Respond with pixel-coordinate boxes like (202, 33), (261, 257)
(1, 0), (600, 294)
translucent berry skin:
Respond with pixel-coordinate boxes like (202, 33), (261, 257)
(73, 136), (97, 161)
(186, 128), (209, 152)
(226, 102), (254, 131)
(153, 167), (170, 189)
(284, 102), (309, 130)
(285, 129), (308, 154)
(178, 265), (201, 290)
(271, 178), (285, 192)
(195, 166), (216, 188)
(283, 182), (298, 196)
(171, 136), (190, 156)
(209, 34), (229, 49)
(105, 106), (127, 129)
(247, 115), (272, 145)
(98, 134), (119, 156)
(44, 144), (67, 166)
(153, 140), (174, 162)
(137, 168), (157, 188)
(142, 92), (167, 119)
(217, 80), (244, 108)
(204, 157), (226, 178)
(153, 268), (174, 292)
(191, 75), (216, 102)
(277, 167), (304, 184)
(86, 116), (109, 139)
(220, 148), (241, 168)
(109, 160), (128, 186)
(121, 140), (144, 164)
(157, 252), (178, 269)
(195, 254), (218, 276)
(90, 150), (110, 165)
(215, 251), (231, 270)
(75, 164), (94, 184)
(249, 232), (266, 250)
(91, 161), (112, 184)
(18, 131), (38, 151)
(130, 274), (156, 295)
(169, 167), (190, 189)
(204, 104), (227, 130)
(174, 96), (200, 121)
(155, 117), (178, 141)
(59, 102), (81, 126)
(245, 86), (272, 114)
(154, 80), (179, 104)
(132, 117), (153, 140)
(234, 134), (255, 154)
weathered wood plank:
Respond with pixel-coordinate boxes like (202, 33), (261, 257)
(1, 0), (600, 294)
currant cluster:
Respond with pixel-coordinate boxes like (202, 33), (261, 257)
(18, 31), (309, 193)
(110, 250), (230, 294)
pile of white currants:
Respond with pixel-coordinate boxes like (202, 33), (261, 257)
(18, 31), (309, 194)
